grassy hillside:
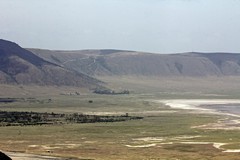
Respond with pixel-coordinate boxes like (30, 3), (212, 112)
(29, 49), (240, 77)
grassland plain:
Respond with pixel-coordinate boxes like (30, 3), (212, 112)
(1, 92), (240, 160)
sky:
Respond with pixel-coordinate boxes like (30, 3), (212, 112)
(1, 0), (240, 53)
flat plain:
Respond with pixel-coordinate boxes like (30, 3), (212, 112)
(1, 78), (240, 160)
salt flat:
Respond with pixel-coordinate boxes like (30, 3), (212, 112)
(155, 99), (240, 115)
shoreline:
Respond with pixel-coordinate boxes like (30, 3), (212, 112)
(154, 99), (240, 152)
(155, 99), (240, 116)
(154, 99), (240, 130)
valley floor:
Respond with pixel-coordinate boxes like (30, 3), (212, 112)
(1, 93), (240, 160)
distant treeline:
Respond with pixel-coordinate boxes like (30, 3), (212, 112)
(66, 113), (142, 123)
(0, 97), (52, 104)
(93, 89), (130, 95)
(0, 98), (19, 103)
(0, 111), (143, 127)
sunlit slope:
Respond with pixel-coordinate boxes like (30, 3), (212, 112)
(29, 49), (240, 77)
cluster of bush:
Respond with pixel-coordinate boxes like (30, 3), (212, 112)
(0, 111), (64, 126)
(66, 113), (143, 123)
(0, 111), (143, 126)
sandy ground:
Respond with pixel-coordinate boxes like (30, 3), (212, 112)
(126, 135), (240, 153)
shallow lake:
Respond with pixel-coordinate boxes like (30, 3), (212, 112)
(203, 104), (240, 116)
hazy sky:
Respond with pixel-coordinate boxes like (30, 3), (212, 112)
(1, 0), (240, 53)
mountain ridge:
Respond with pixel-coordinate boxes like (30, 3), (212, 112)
(28, 48), (240, 77)
(2, 38), (240, 88)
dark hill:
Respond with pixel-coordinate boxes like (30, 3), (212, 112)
(0, 39), (50, 66)
(0, 151), (12, 160)
(0, 39), (101, 88)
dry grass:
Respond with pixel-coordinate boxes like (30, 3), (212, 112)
(1, 100), (240, 160)
(1, 79), (240, 159)
(98, 76), (240, 98)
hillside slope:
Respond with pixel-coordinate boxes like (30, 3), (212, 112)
(0, 39), (101, 88)
(28, 49), (240, 77)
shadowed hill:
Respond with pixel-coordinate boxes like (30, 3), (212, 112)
(192, 52), (240, 75)
(0, 39), (51, 66)
(0, 151), (12, 160)
(0, 39), (102, 88)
